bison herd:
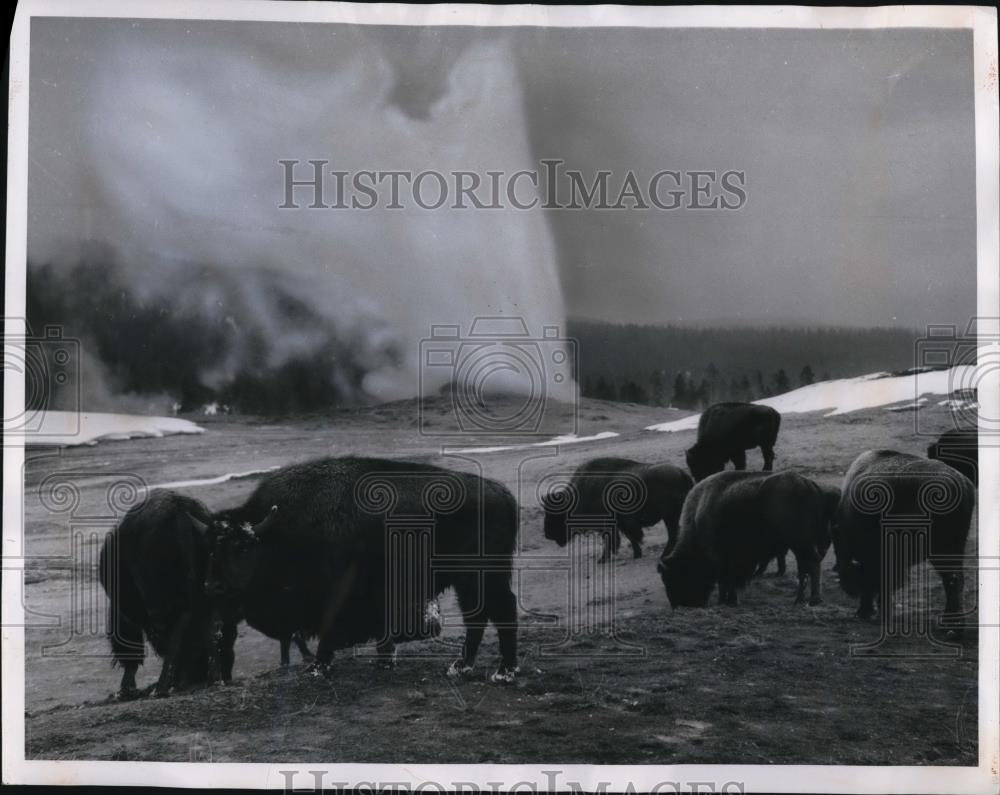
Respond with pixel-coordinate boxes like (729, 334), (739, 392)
(98, 402), (978, 699)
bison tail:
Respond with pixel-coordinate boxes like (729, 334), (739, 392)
(101, 538), (147, 669)
(107, 604), (146, 669)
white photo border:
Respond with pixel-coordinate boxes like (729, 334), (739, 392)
(3, 2), (998, 792)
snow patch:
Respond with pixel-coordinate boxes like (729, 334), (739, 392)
(642, 414), (702, 434)
(885, 398), (928, 413)
(758, 365), (974, 416)
(938, 399), (979, 410)
(647, 365), (975, 432)
(23, 411), (204, 447)
(460, 431), (620, 455)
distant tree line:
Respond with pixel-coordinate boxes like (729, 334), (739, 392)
(569, 320), (920, 409)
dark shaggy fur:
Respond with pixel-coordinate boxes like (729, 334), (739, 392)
(658, 470), (836, 608)
(927, 428), (978, 486)
(833, 449), (975, 626)
(754, 484), (841, 577)
(685, 402), (782, 481)
(98, 490), (216, 698)
(207, 456), (520, 682)
(542, 457), (693, 563)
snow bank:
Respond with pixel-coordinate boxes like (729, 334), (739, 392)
(642, 414), (702, 434)
(758, 365), (975, 416)
(461, 431), (620, 455)
(647, 365), (975, 432)
(23, 411), (204, 447)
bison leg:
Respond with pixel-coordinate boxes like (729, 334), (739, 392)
(309, 563), (361, 678)
(489, 578), (519, 684)
(717, 582), (739, 607)
(311, 634), (336, 673)
(792, 552), (822, 605)
(856, 559), (879, 620)
(449, 578), (486, 678)
(761, 445), (775, 471)
(154, 611), (192, 697)
(107, 602), (145, 700)
(205, 610), (233, 684)
(619, 522), (644, 559)
(776, 552), (787, 576)
(932, 561), (965, 637)
(807, 559), (822, 605)
(794, 569), (806, 603)
(597, 529), (621, 564)
(663, 517), (679, 557)
(856, 587), (877, 620)
(731, 449), (747, 471)
(279, 637), (291, 667)
(304, 653), (335, 678)
(293, 633), (315, 662)
(218, 620), (237, 682)
(118, 663), (140, 698)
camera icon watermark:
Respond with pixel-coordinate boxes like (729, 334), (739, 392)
(418, 317), (577, 438)
(2, 319), (81, 445)
(913, 317), (999, 438)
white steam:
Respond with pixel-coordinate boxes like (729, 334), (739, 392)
(33, 28), (567, 404)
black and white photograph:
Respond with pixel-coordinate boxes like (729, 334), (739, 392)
(3, 2), (998, 791)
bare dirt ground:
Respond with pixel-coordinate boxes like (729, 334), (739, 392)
(20, 398), (979, 764)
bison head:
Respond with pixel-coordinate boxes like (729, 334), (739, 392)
(657, 555), (714, 608)
(828, 518), (865, 595)
(816, 484), (842, 560)
(204, 505), (278, 598)
(685, 443), (724, 483)
(541, 489), (571, 546)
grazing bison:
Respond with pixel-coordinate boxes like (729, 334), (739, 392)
(98, 490), (218, 699)
(927, 428), (978, 486)
(657, 470), (835, 608)
(542, 458), (693, 563)
(206, 456), (520, 683)
(685, 402), (781, 482)
(754, 484), (841, 577)
(833, 449), (975, 627)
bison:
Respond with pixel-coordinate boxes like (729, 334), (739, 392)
(833, 449), (975, 628)
(657, 470), (836, 608)
(541, 457), (693, 563)
(98, 490), (219, 699)
(754, 484), (842, 577)
(685, 402), (781, 482)
(927, 428), (978, 486)
(206, 456), (520, 683)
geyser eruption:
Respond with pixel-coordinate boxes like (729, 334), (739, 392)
(27, 22), (568, 413)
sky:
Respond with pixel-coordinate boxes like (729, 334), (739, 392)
(28, 19), (977, 337)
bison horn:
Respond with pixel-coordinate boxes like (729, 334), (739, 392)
(249, 504), (279, 538)
(188, 513), (211, 537)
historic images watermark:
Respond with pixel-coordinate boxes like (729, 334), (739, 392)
(278, 159), (747, 211)
(277, 769), (746, 793)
